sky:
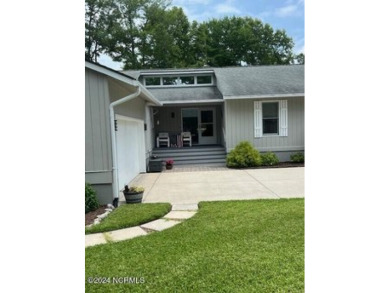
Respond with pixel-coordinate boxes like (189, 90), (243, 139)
(98, 0), (304, 70)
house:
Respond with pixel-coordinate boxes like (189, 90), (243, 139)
(123, 65), (304, 161)
(86, 61), (304, 204)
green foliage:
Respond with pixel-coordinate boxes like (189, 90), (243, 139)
(200, 17), (295, 67)
(85, 183), (99, 214)
(129, 185), (145, 193)
(86, 203), (171, 234)
(86, 199), (305, 292)
(295, 53), (305, 64)
(86, 1), (296, 69)
(226, 141), (262, 168)
(260, 152), (280, 166)
(290, 152), (304, 163)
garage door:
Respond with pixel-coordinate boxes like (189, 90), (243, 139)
(115, 115), (146, 191)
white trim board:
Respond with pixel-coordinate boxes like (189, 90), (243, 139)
(224, 93), (304, 100)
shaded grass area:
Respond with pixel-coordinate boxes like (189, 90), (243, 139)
(85, 203), (171, 234)
(85, 199), (304, 292)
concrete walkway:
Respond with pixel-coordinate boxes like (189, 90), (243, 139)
(122, 167), (304, 205)
(85, 204), (198, 248)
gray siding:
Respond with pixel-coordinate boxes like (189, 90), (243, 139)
(108, 78), (146, 120)
(108, 77), (151, 164)
(85, 69), (112, 175)
(90, 184), (113, 205)
(225, 97), (304, 152)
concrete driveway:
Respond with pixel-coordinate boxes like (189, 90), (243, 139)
(121, 167), (304, 205)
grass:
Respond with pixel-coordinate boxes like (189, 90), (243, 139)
(85, 203), (171, 234)
(85, 199), (304, 292)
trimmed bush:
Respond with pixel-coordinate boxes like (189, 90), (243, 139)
(226, 141), (262, 168)
(290, 152), (304, 163)
(85, 183), (99, 214)
(260, 152), (279, 166)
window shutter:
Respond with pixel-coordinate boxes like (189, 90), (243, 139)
(254, 101), (262, 137)
(279, 100), (288, 136)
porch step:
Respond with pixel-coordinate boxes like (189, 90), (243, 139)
(152, 146), (227, 166)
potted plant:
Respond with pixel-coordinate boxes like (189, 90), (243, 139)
(165, 159), (174, 170)
(123, 185), (144, 204)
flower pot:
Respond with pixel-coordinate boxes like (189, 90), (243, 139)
(166, 164), (173, 170)
(123, 191), (144, 204)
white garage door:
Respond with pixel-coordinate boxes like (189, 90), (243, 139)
(115, 115), (146, 191)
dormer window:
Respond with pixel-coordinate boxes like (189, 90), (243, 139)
(197, 75), (212, 84)
(144, 74), (213, 87)
(145, 77), (161, 86)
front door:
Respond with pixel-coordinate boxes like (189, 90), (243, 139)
(198, 108), (216, 145)
(181, 108), (216, 145)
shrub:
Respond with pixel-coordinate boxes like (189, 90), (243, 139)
(85, 183), (99, 214)
(226, 141), (262, 168)
(290, 152), (304, 163)
(260, 152), (279, 166)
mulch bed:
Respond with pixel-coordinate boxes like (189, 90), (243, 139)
(228, 162), (304, 170)
(263, 162), (304, 168)
(85, 205), (107, 226)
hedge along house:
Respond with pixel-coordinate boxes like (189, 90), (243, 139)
(123, 65), (304, 164)
(85, 61), (161, 204)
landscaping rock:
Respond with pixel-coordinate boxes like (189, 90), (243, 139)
(97, 212), (109, 219)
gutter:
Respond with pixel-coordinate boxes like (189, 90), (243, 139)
(109, 86), (141, 203)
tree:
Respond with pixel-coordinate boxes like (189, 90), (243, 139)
(85, 0), (116, 62)
(295, 53), (305, 64)
(86, 2), (297, 69)
(196, 17), (295, 67)
(108, 0), (149, 69)
(140, 5), (191, 68)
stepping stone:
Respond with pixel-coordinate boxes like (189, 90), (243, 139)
(85, 233), (106, 247)
(164, 211), (197, 220)
(141, 219), (181, 232)
(171, 204), (198, 211)
(106, 226), (147, 242)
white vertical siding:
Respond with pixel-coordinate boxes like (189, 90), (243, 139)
(225, 97), (304, 152)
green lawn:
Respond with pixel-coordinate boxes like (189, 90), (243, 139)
(85, 203), (171, 234)
(85, 199), (304, 292)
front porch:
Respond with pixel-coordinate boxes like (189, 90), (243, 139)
(152, 104), (224, 148)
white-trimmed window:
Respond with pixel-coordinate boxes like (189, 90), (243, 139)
(144, 74), (213, 87)
(254, 100), (288, 137)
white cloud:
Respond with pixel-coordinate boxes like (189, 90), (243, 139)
(275, 4), (298, 17)
(275, 0), (304, 18)
(215, 3), (240, 14)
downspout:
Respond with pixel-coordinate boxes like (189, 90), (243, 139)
(110, 86), (141, 204)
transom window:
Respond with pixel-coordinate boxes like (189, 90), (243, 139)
(145, 77), (160, 86)
(262, 102), (279, 135)
(144, 75), (212, 87)
(197, 75), (212, 84)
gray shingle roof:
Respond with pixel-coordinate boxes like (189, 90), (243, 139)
(214, 65), (304, 98)
(122, 65), (304, 103)
(147, 86), (222, 103)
